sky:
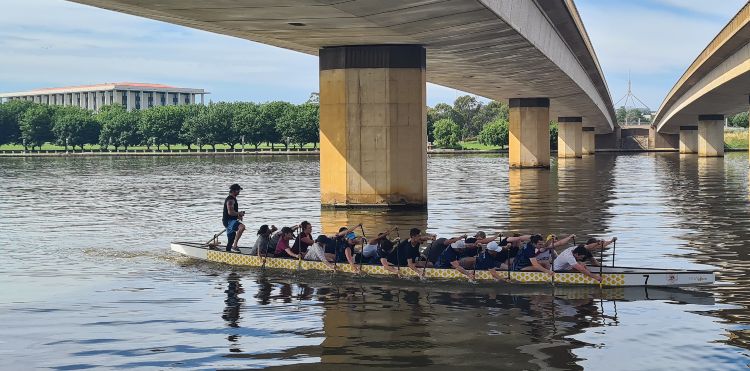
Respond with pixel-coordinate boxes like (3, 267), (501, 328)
(0, 0), (747, 110)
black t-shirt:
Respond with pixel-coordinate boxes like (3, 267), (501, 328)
(222, 195), (238, 227)
(393, 239), (420, 266)
(436, 247), (461, 269)
(292, 232), (312, 254)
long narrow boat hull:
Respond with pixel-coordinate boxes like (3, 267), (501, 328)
(171, 242), (715, 287)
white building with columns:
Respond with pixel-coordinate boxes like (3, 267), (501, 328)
(0, 82), (208, 111)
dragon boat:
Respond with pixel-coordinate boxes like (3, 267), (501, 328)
(171, 241), (715, 287)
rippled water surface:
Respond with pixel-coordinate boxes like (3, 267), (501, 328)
(1, 153), (749, 370)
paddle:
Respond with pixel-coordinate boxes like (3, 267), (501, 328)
(205, 228), (226, 248)
(550, 235), (556, 287)
(358, 225), (367, 274)
(599, 240), (604, 289)
(421, 229), (431, 278)
(611, 237), (617, 268)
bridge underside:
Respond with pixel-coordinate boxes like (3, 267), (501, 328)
(70, 0), (614, 132)
(69, 0), (616, 206)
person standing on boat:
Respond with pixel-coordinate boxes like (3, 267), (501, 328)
(512, 234), (554, 277)
(223, 184), (246, 252)
(553, 244), (603, 282)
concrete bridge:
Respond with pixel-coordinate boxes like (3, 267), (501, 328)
(70, 0), (616, 207)
(652, 3), (750, 157)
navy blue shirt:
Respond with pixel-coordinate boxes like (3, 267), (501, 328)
(475, 250), (502, 270)
(512, 242), (537, 271)
(436, 247), (461, 269)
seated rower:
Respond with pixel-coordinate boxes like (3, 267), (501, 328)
(361, 227), (397, 264)
(435, 239), (475, 280)
(474, 231), (502, 244)
(248, 224), (277, 257)
(459, 237), (480, 269)
(292, 221), (315, 257)
(303, 235), (337, 270)
(494, 233), (531, 267)
(553, 244), (602, 282)
(274, 226), (303, 259)
(474, 241), (509, 281)
(378, 228), (433, 277)
(425, 234), (466, 266)
(534, 234), (575, 269)
(334, 224), (364, 273)
(512, 234), (554, 277)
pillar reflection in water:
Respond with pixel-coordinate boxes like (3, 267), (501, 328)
(319, 208), (428, 237)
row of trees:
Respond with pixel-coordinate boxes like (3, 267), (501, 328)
(428, 96), (558, 149)
(0, 100), (320, 151)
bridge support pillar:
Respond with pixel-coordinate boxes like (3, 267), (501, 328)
(557, 117), (582, 158)
(582, 127), (596, 155)
(679, 126), (698, 154)
(509, 98), (550, 168)
(698, 115), (724, 157)
(319, 45), (427, 207)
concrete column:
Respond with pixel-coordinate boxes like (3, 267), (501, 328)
(679, 125), (698, 154)
(176, 93), (182, 106)
(189, 94), (195, 104)
(127, 91), (135, 111)
(319, 44), (427, 207)
(200, 94), (205, 105)
(582, 127), (596, 155)
(698, 114), (724, 157)
(112, 91), (121, 107)
(557, 117), (582, 158)
(509, 98), (550, 168)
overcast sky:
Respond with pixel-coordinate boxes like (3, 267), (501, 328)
(0, 0), (746, 109)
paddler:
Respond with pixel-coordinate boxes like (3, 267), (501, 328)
(512, 234), (554, 277)
(378, 228), (434, 277)
(435, 238), (475, 280)
(553, 244), (603, 282)
(222, 183), (245, 252)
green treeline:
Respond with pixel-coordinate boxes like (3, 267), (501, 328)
(0, 100), (319, 151)
(428, 96), (557, 149)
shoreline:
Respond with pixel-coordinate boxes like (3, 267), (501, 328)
(0, 148), (747, 157)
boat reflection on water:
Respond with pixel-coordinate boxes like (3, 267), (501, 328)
(219, 270), (714, 369)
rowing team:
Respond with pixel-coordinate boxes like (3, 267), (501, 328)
(221, 184), (616, 281)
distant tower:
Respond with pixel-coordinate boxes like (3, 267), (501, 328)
(615, 72), (651, 125)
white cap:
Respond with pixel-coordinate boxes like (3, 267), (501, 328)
(451, 240), (466, 249)
(487, 241), (502, 252)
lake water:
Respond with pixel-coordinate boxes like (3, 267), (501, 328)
(1, 153), (749, 370)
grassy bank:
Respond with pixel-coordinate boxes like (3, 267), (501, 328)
(725, 129), (748, 149)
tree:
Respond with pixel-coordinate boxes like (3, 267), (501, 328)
(433, 118), (461, 149)
(20, 105), (54, 150)
(729, 112), (748, 128)
(306, 92), (320, 105)
(549, 121), (558, 150)
(278, 103), (319, 149)
(52, 106), (100, 150)
(232, 102), (263, 149)
(451, 95), (481, 139)
(0, 100), (34, 145)
(427, 103), (452, 142)
(97, 105), (141, 150)
(177, 104), (204, 149)
(477, 118), (509, 147)
(139, 105), (184, 150)
(182, 103), (233, 150)
(260, 101), (292, 149)
(474, 101), (508, 129)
